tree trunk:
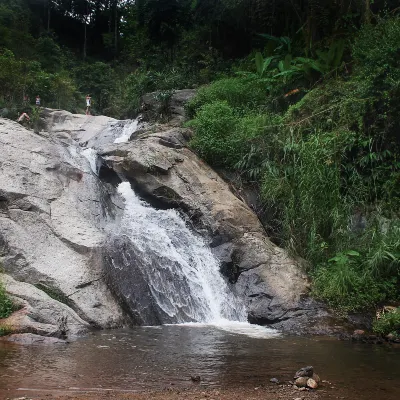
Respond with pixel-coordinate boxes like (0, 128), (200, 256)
(47, 0), (51, 32)
(114, 0), (118, 58)
(364, 0), (371, 23)
(83, 20), (87, 59)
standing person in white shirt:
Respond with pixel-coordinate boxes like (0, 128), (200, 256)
(85, 94), (91, 115)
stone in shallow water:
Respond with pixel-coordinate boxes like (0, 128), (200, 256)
(4, 333), (67, 345)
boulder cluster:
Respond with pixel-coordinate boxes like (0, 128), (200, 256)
(270, 365), (322, 391)
(293, 366), (320, 390)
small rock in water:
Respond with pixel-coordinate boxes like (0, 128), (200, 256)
(294, 366), (314, 379)
(294, 377), (308, 387)
(270, 377), (280, 384)
(307, 378), (318, 389)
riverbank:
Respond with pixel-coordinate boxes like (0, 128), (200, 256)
(4, 386), (346, 400)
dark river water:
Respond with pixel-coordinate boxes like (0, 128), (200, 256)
(0, 325), (399, 399)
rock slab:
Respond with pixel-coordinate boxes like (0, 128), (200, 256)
(0, 117), (125, 337)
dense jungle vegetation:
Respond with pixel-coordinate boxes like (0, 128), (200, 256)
(0, 0), (399, 333)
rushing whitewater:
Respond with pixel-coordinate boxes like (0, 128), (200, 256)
(115, 182), (247, 324)
(114, 119), (139, 143)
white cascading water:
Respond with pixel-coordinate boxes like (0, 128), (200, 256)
(116, 182), (279, 338)
(114, 119), (139, 143)
(81, 148), (100, 175)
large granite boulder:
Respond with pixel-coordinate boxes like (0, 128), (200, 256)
(0, 117), (125, 337)
(0, 274), (89, 338)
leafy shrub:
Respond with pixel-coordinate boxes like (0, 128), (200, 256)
(188, 100), (271, 168)
(188, 101), (240, 167)
(186, 77), (267, 118)
(187, 17), (400, 314)
(0, 325), (12, 337)
(312, 250), (397, 313)
(373, 308), (400, 336)
(0, 280), (14, 319)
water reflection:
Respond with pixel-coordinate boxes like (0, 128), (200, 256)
(0, 326), (399, 399)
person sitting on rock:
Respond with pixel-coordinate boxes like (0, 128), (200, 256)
(17, 111), (30, 123)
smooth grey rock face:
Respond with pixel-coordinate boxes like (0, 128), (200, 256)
(0, 118), (124, 337)
(1, 274), (89, 338)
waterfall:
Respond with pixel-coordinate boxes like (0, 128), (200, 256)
(80, 148), (278, 337)
(114, 119), (139, 143)
(116, 182), (247, 325)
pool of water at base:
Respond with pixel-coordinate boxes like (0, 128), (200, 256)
(0, 325), (399, 399)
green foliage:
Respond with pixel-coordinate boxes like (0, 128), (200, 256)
(186, 77), (267, 118)
(373, 308), (400, 336)
(154, 89), (175, 121)
(188, 101), (240, 167)
(0, 280), (14, 319)
(74, 62), (115, 113)
(0, 324), (12, 337)
(254, 52), (273, 78)
(36, 36), (63, 73)
(188, 17), (400, 314)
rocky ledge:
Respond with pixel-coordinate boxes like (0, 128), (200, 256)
(0, 117), (125, 340)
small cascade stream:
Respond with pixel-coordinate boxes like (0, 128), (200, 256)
(116, 181), (246, 324)
(114, 119), (139, 143)
(81, 148), (101, 175)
